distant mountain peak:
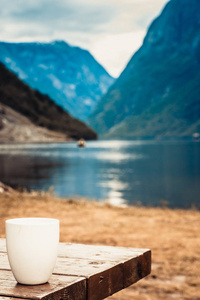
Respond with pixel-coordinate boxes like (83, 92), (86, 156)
(0, 40), (114, 121)
(88, 0), (200, 138)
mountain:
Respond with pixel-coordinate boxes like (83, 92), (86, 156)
(0, 62), (97, 142)
(0, 41), (114, 121)
(88, 0), (200, 138)
(0, 103), (68, 144)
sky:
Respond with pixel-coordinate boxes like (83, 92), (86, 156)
(0, 0), (169, 77)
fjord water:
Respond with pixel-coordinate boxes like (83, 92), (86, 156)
(0, 140), (199, 209)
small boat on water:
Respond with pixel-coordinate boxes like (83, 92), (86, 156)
(77, 138), (86, 147)
(192, 132), (200, 142)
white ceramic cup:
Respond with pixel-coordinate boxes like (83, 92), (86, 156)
(6, 218), (59, 285)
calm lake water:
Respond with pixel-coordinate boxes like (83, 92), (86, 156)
(0, 140), (199, 209)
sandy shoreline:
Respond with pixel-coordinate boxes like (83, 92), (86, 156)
(0, 188), (200, 299)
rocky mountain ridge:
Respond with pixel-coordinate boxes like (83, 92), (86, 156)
(0, 103), (68, 144)
(0, 62), (97, 142)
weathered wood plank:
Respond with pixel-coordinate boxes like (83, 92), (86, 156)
(0, 270), (15, 281)
(58, 243), (149, 260)
(0, 239), (149, 261)
(55, 250), (150, 299)
(0, 298), (26, 300)
(55, 256), (122, 277)
(0, 271), (86, 300)
(0, 238), (151, 300)
(0, 250), (151, 279)
(123, 250), (151, 288)
(0, 239), (6, 253)
(0, 253), (119, 275)
(0, 253), (10, 270)
(87, 264), (124, 300)
(0, 252), (151, 299)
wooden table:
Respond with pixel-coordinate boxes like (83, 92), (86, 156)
(0, 238), (151, 300)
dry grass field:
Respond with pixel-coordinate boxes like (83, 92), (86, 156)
(0, 188), (200, 299)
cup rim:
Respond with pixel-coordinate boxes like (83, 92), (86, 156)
(6, 217), (59, 226)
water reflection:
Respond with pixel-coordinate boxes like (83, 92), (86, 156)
(0, 140), (199, 208)
(0, 154), (62, 189)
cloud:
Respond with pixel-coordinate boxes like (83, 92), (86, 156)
(0, 0), (169, 76)
(0, 0), (168, 37)
(0, 0), (116, 35)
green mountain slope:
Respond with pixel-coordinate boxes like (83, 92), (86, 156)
(0, 63), (97, 140)
(88, 0), (200, 138)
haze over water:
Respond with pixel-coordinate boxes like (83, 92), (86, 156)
(0, 140), (199, 209)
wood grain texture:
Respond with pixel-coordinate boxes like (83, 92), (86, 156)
(0, 239), (6, 253)
(0, 271), (86, 300)
(0, 298), (26, 300)
(0, 238), (151, 300)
